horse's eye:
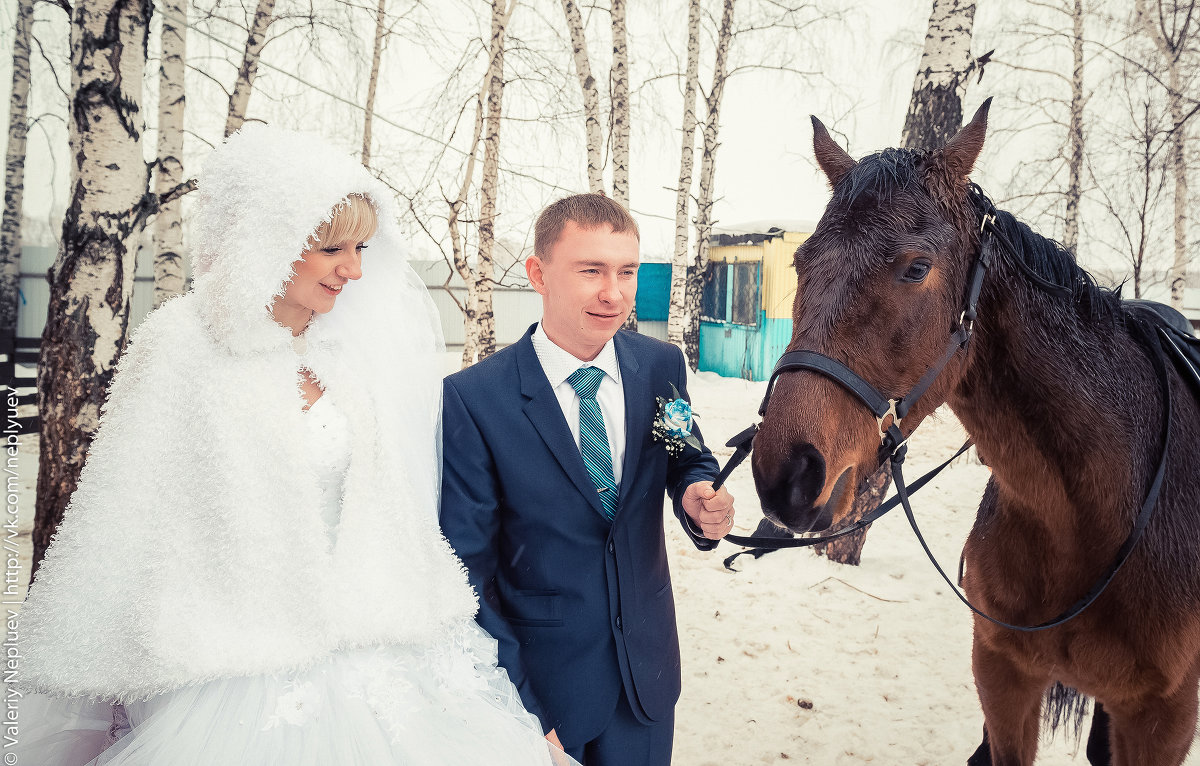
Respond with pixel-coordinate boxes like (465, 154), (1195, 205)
(901, 260), (931, 283)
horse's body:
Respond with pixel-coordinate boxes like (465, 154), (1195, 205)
(750, 101), (1200, 765)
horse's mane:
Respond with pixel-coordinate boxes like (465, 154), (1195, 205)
(969, 186), (1123, 321)
(830, 150), (1123, 321)
(832, 148), (921, 208)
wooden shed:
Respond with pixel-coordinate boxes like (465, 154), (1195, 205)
(698, 223), (812, 381)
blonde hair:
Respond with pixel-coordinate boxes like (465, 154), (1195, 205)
(308, 193), (378, 250)
(534, 193), (639, 260)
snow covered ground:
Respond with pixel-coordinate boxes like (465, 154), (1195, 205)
(13, 361), (1199, 764)
(671, 371), (1200, 765)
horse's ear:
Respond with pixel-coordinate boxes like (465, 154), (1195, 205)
(812, 116), (856, 187)
(942, 97), (992, 180)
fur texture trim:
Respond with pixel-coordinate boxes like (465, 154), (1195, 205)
(20, 127), (477, 701)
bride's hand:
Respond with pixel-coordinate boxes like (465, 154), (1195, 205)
(545, 728), (564, 750)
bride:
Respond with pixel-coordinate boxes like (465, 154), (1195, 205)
(16, 126), (576, 765)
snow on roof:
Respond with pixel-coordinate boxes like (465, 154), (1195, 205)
(711, 219), (818, 236)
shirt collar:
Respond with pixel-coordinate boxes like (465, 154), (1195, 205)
(532, 322), (621, 389)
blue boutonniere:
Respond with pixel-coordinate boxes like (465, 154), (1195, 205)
(651, 382), (702, 457)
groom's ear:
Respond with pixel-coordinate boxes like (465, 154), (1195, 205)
(526, 255), (548, 295)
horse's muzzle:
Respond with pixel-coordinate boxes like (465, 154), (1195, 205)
(754, 442), (846, 534)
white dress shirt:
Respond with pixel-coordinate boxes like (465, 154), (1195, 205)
(531, 323), (626, 485)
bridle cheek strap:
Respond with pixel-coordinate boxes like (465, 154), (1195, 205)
(757, 244), (990, 461)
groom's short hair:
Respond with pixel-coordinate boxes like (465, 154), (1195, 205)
(534, 193), (640, 260)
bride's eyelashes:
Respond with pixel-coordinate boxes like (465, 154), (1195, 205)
(320, 243), (368, 254)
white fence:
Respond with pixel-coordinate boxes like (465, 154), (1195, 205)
(15, 248), (547, 350)
(17, 249), (671, 349)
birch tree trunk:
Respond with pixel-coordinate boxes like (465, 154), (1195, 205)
(812, 464), (890, 566)
(450, 85), (486, 368)
(225, 0), (277, 137)
(35, 0), (151, 577)
(154, 0), (187, 307)
(1166, 61), (1189, 308)
(1136, 0), (1194, 309)
(611, 0), (630, 207)
(561, 0), (604, 192)
(1133, 99), (1155, 299)
(667, 0), (702, 358)
(465, 0), (513, 366)
(1, 0), (34, 346)
(1063, 0), (1084, 253)
(900, 0), (978, 153)
(362, 0), (387, 167)
(612, 0), (637, 331)
(684, 0), (736, 370)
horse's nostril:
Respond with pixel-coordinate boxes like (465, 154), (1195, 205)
(788, 482), (809, 510)
(785, 444), (826, 509)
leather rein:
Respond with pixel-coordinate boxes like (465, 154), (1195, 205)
(710, 187), (1174, 632)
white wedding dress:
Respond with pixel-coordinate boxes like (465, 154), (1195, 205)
(17, 395), (575, 766)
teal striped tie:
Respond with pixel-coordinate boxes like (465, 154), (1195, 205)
(567, 366), (618, 521)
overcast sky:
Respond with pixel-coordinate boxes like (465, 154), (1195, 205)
(3, 0), (1178, 282)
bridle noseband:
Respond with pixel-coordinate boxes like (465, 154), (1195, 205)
(713, 187), (1174, 633)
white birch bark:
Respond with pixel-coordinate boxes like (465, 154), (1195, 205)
(611, 0), (630, 207)
(1136, 0), (1193, 309)
(1, 0), (34, 340)
(225, 0), (277, 137)
(1166, 62), (1189, 308)
(36, 0), (151, 575)
(154, 0), (188, 307)
(466, 0), (514, 365)
(900, 0), (978, 152)
(667, 0), (702, 355)
(612, 0), (636, 331)
(1063, 0), (1084, 254)
(686, 0), (736, 369)
(561, 0), (604, 192)
(362, 0), (387, 167)
(450, 84), (486, 369)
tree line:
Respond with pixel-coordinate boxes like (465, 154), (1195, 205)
(1, 0), (1197, 572)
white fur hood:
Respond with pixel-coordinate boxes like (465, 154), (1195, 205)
(19, 127), (478, 701)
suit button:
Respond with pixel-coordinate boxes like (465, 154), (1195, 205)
(607, 541), (615, 554)
(615, 615), (623, 631)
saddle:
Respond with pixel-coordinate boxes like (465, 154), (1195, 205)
(1123, 299), (1200, 402)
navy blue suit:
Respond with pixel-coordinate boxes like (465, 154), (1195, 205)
(439, 326), (719, 756)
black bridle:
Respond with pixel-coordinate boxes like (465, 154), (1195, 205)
(711, 187), (1174, 633)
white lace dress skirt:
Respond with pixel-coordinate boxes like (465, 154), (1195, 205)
(17, 396), (576, 765)
(17, 622), (570, 765)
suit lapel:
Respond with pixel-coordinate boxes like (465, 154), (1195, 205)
(516, 331), (606, 516)
(615, 332), (652, 509)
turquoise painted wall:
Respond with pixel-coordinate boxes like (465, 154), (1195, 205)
(635, 263), (671, 321)
(699, 315), (792, 381)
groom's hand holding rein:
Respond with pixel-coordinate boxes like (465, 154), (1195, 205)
(682, 480), (736, 540)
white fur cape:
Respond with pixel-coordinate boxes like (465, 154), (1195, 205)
(19, 127), (478, 701)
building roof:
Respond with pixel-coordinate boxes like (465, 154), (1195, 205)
(709, 219), (817, 248)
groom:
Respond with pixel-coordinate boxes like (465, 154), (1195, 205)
(440, 193), (735, 765)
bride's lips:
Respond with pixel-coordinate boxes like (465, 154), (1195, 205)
(320, 283), (344, 296)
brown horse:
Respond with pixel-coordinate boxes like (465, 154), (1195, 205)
(750, 99), (1200, 765)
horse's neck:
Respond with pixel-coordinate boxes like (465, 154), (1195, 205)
(946, 281), (1148, 534)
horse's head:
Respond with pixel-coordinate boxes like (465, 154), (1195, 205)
(752, 100), (992, 534)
